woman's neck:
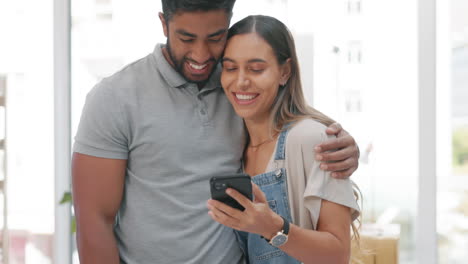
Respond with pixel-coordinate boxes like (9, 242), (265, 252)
(243, 116), (278, 176)
(244, 117), (275, 146)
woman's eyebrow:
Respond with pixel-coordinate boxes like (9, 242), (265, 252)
(247, 59), (267, 63)
(222, 57), (235, 63)
(221, 58), (267, 63)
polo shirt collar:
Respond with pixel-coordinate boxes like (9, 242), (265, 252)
(152, 44), (222, 91)
(201, 64), (222, 93)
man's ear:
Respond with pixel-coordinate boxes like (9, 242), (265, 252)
(159, 12), (168, 37)
(280, 58), (292, 85)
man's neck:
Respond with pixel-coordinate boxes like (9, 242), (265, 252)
(161, 45), (175, 68)
(196, 81), (207, 90)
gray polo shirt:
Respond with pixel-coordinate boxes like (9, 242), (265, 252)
(74, 44), (246, 264)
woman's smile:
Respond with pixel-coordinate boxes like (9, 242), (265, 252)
(232, 92), (260, 105)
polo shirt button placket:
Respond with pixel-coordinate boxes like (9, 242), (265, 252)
(197, 94), (205, 115)
(196, 94), (209, 124)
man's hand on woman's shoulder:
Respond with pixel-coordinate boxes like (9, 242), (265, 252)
(314, 123), (359, 179)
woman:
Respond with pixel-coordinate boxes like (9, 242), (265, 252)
(207, 15), (360, 264)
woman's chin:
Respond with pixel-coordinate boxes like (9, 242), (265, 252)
(234, 109), (254, 120)
(238, 112), (267, 124)
(233, 106), (270, 123)
(236, 113), (251, 120)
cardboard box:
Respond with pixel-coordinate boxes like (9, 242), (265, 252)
(351, 224), (400, 264)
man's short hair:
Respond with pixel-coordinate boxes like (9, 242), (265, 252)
(161, 0), (236, 21)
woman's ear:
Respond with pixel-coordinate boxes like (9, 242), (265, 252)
(280, 58), (292, 85)
(159, 12), (168, 37)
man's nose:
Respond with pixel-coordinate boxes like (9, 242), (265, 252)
(191, 42), (210, 63)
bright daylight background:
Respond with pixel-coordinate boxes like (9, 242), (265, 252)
(0, 0), (467, 263)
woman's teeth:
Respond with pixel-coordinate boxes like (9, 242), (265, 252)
(235, 93), (257, 100)
(189, 62), (207, 70)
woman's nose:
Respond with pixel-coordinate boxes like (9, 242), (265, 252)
(236, 72), (250, 90)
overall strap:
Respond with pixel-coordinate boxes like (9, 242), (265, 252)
(274, 123), (293, 161)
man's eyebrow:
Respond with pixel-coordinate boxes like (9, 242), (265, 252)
(175, 29), (227, 39)
(176, 29), (196, 38)
(207, 29), (227, 38)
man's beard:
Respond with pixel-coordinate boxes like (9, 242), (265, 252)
(166, 39), (219, 85)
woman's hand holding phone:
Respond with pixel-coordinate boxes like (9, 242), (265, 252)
(207, 183), (283, 240)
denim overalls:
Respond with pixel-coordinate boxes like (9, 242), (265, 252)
(235, 126), (302, 264)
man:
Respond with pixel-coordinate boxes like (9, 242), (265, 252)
(72, 1), (359, 263)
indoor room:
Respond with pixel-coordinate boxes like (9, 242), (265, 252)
(0, 0), (467, 263)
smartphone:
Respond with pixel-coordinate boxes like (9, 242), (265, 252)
(210, 173), (253, 211)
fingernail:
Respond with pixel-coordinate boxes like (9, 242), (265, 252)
(316, 155), (323, 161)
(226, 189), (232, 194)
(315, 146), (322, 152)
(331, 173), (338, 178)
(320, 164), (328, 170)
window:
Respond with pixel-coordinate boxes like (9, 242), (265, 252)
(311, 1), (418, 262)
(437, 0), (468, 263)
(1, 0), (446, 263)
(0, 0), (55, 263)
